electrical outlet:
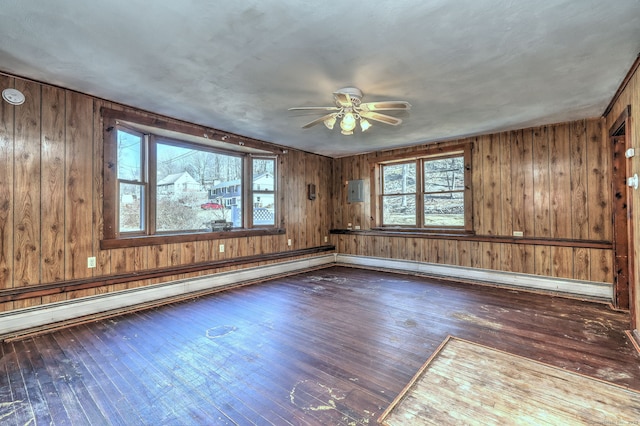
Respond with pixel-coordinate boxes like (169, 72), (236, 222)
(513, 231), (524, 237)
(87, 256), (96, 268)
(355, 225), (361, 230)
(324, 236), (328, 243)
(287, 239), (292, 246)
(219, 244), (225, 253)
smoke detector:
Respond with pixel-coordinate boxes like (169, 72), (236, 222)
(2, 88), (25, 105)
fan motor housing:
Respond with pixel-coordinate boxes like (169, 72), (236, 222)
(335, 87), (363, 100)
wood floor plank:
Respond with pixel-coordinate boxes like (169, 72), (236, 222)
(30, 332), (92, 424)
(0, 343), (21, 426)
(64, 323), (154, 423)
(91, 317), (234, 425)
(1, 266), (639, 424)
(144, 294), (357, 425)
(52, 328), (134, 425)
(134, 311), (303, 426)
(12, 339), (54, 425)
(4, 344), (38, 425)
(195, 279), (393, 418)
(116, 310), (273, 426)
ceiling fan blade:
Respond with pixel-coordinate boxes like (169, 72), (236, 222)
(288, 106), (340, 111)
(360, 111), (403, 126)
(359, 101), (411, 112)
(302, 113), (337, 128)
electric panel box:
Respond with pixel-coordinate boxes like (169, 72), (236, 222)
(347, 179), (365, 203)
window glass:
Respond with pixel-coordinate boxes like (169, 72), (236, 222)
(155, 143), (242, 232)
(424, 192), (464, 226)
(117, 130), (142, 181)
(253, 158), (275, 190)
(382, 163), (416, 194)
(252, 158), (276, 226)
(424, 157), (465, 192)
(382, 195), (417, 226)
(119, 183), (144, 233)
(423, 155), (464, 227)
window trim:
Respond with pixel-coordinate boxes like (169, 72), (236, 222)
(249, 160), (278, 228)
(372, 143), (473, 233)
(101, 108), (284, 249)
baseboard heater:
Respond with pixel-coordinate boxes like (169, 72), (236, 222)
(335, 254), (612, 301)
(0, 254), (612, 339)
(0, 254), (337, 339)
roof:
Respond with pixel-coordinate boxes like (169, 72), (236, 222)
(213, 172), (272, 189)
(157, 171), (197, 186)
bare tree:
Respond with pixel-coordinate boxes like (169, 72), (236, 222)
(182, 151), (216, 185)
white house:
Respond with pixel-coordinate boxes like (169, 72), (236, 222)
(157, 171), (202, 197)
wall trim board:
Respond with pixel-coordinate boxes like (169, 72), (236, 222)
(335, 254), (613, 302)
(0, 254), (337, 338)
(330, 229), (612, 249)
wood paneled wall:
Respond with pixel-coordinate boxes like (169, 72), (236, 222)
(0, 69), (622, 316)
(0, 73), (333, 313)
(605, 58), (640, 330)
(332, 118), (613, 284)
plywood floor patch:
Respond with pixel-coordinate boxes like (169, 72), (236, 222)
(379, 336), (640, 425)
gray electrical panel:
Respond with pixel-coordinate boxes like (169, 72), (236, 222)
(347, 179), (365, 203)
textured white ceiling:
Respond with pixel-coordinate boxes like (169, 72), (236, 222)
(1, 0), (639, 157)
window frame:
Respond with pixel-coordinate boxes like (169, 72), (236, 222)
(249, 158), (278, 228)
(101, 108), (284, 249)
(373, 143), (473, 233)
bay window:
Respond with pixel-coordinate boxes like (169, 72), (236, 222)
(102, 109), (280, 248)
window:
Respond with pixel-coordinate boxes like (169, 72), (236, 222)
(252, 159), (276, 225)
(102, 110), (280, 246)
(377, 145), (471, 231)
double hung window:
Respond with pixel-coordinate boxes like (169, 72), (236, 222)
(377, 145), (471, 231)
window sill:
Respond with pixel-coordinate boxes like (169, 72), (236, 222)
(331, 227), (473, 236)
(101, 228), (286, 249)
(329, 229), (612, 249)
(373, 226), (472, 234)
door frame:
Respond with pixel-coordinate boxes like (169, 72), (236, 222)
(609, 106), (634, 319)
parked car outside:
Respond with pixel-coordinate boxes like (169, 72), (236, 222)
(200, 202), (224, 210)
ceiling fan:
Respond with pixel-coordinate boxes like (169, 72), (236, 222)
(288, 87), (411, 135)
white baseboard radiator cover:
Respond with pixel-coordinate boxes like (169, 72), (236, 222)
(336, 254), (612, 301)
(0, 253), (612, 337)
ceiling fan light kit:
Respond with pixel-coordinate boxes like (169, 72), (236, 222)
(289, 87), (410, 135)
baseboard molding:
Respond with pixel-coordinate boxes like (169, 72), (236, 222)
(335, 254), (613, 302)
(0, 254), (337, 337)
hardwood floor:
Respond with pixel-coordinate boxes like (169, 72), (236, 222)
(1, 266), (639, 425)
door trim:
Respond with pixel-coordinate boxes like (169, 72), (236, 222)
(609, 106), (633, 316)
